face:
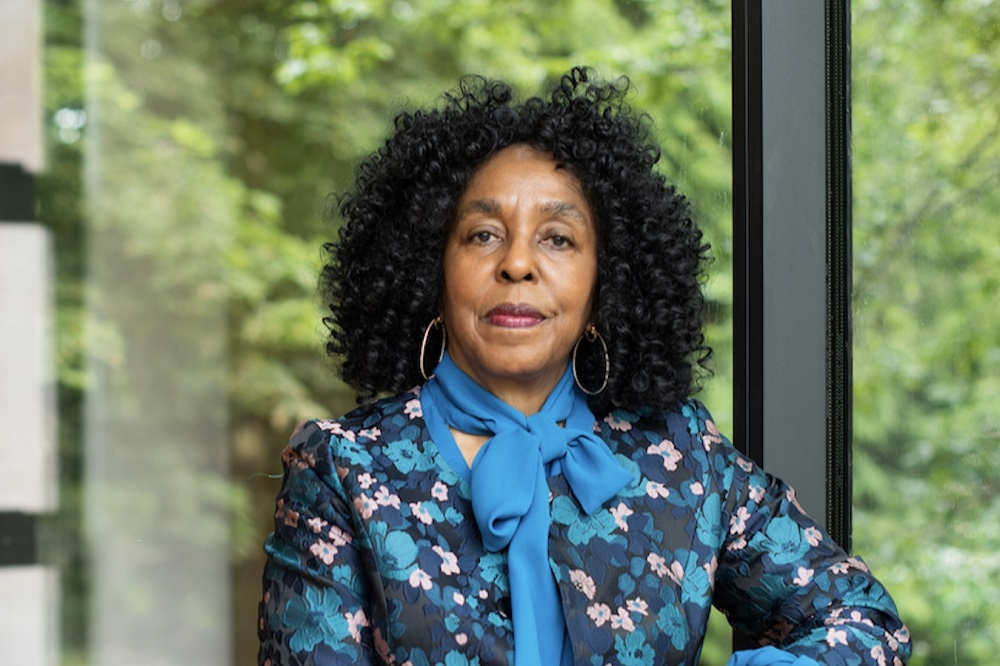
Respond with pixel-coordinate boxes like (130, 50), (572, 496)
(440, 144), (599, 403)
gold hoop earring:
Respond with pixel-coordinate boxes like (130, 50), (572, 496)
(572, 325), (609, 396)
(419, 316), (446, 381)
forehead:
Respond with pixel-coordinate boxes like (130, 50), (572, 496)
(458, 145), (590, 209)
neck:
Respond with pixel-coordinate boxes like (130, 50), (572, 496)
(471, 366), (573, 416)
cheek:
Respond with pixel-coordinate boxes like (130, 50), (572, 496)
(441, 256), (481, 315)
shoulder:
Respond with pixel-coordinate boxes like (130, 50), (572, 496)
(597, 398), (725, 451)
(284, 388), (424, 472)
(598, 398), (762, 492)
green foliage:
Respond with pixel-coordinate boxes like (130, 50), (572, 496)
(852, 0), (1000, 663)
(41, 0), (735, 662)
(39, 0), (999, 664)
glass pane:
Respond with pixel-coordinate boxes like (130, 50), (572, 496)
(853, 1), (1000, 664)
(32, 0), (732, 662)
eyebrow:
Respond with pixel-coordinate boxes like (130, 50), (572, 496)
(539, 200), (588, 223)
(458, 198), (589, 224)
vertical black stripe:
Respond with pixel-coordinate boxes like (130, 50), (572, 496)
(732, 0), (765, 469)
(825, 0), (853, 553)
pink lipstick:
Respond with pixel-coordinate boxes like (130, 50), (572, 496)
(485, 304), (545, 328)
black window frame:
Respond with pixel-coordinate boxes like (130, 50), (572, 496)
(731, 0), (853, 552)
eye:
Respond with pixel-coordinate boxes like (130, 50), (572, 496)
(468, 228), (501, 245)
(547, 234), (574, 249)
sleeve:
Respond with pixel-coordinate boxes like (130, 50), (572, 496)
(697, 406), (911, 665)
(257, 421), (381, 665)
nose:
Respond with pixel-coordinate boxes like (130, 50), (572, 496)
(498, 235), (535, 282)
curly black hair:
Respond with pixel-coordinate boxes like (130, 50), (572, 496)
(321, 67), (712, 415)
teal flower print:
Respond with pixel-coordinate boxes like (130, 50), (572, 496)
(282, 586), (351, 653)
(757, 516), (810, 566)
(385, 438), (435, 474)
(369, 521), (419, 580)
(656, 602), (688, 650)
(615, 630), (655, 666)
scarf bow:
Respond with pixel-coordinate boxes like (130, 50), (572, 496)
(425, 352), (632, 665)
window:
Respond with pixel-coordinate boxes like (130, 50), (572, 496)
(5, 1), (735, 663)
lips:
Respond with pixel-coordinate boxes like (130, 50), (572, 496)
(485, 304), (545, 328)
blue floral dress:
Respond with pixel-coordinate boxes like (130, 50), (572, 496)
(257, 389), (910, 665)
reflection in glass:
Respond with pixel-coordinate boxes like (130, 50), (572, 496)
(37, 0), (732, 662)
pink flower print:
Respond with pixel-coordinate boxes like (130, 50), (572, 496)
(432, 545), (460, 575)
(374, 627), (394, 664)
(704, 555), (718, 589)
(825, 628), (849, 647)
(453, 591), (465, 606)
(569, 569), (597, 600)
(847, 556), (870, 573)
(282, 446), (315, 470)
(727, 536), (748, 552)
(793, 566), (814, 587)
(328, 523), (352, 547)
(786, 487), (806, 513)
(689, 481), (704, 496)
(404, 398), (423, 419)
(408, 568), (433, 590)
(737, 457), (754, 473)
(358, 427), (381, 441)
(282, 506), (300, 528)
(648, 439), (683, 471)
(610, 502), (633, 532)
(645, 481), (669, 499)
(306, 517), (327, 534)
(804, 526), (822, 546)
(647, 553), (667, 577)
(409, 502), (434, 525)
(610, 608), (636, 632)
(375, 485), (401, 509)
(354, 493), (376, 519)
(666, 561), (685, 586)
(478, 589), (489, 599)
(587, 603), (612, 627)
(323, 421), (357, 442)
(703, 421), (723, 446)
(357, 473), (375, 489)
(455, 633), (468, 645)
(847, 610), (874, 629)
(431, 481), (449, 502)
(309, 539), (338, 565)
(730, 506), (750, 535)
(830, 561), (850, 575)
(869, 646), (887, 666)
(345, 609), (368, 642)
(626, 597), (649, 616)
(604, 413), (633, 431)
(748, 484), (765, 504)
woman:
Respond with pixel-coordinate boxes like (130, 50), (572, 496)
(258, 69), (909, 665)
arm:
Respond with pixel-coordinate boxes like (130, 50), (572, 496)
(258, 421), (381, 665)
(695, 408), (910, 665)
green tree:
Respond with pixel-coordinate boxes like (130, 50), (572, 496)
(852, 0), (1000, 663)
(40, 0), (736, 662)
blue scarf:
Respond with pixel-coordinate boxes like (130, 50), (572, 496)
(422, 352), (632, 665)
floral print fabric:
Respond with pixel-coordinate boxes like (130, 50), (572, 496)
(258, 390), (910, 665)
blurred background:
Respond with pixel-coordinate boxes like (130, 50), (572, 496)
(0, 0), (996, 664)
